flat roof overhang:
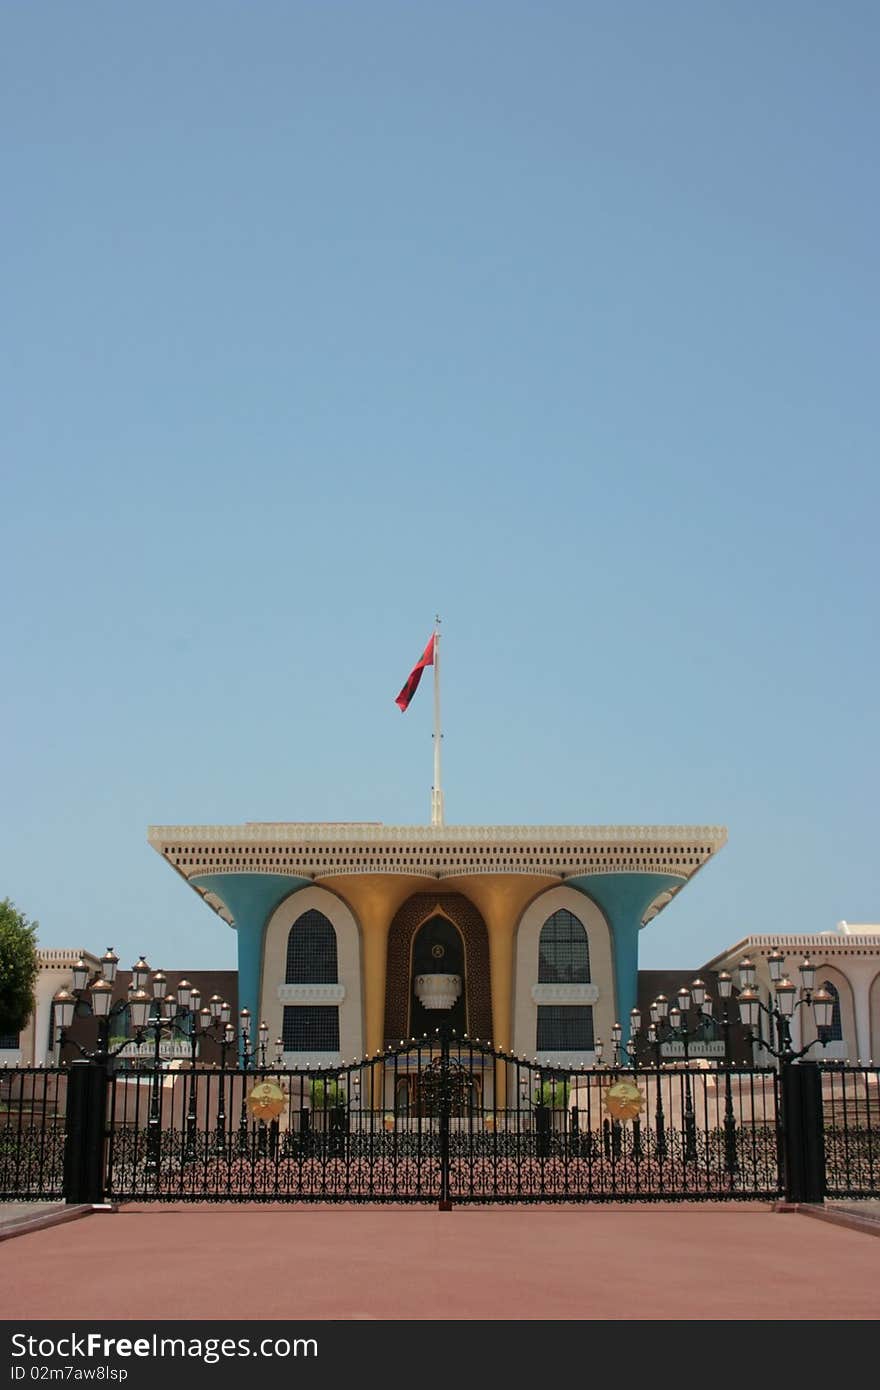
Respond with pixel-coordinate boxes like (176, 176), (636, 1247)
(149, 822), (727, 930)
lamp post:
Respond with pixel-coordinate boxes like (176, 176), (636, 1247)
(237, 1009), (253, 1156)
(710, 971), (741, 1175)
(183, 993), (232, 1163)
(209, 1009), (250, 1158)
(54, 954), (233, 1182)
(633, 984), (722, 1167)
(625, 1007), (641, 1070)
(215, 1020), (237, 1155)
(132, 967), (232, 1180)
(639, 983), (717, 1164)
(54, 953), (142, 1063)
(734, 953), (834, 1066)
(55, 959), (231, 1066)
(644, 976), (739, 1176)
(643, 1008), (668, 1163)
(51, 950), (125, 1062)
(134, 973), (235, 1178)
(733, 951), (835, 1204)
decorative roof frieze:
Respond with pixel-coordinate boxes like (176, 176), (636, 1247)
(148, 822), (726, 889)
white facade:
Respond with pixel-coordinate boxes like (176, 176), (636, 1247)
(512, 886), (614, 1067)
(260, 885), (364, 1067)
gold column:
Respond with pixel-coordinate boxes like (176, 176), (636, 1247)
(445, 875), (553, 1108)
(361, 904), (390, 1059)
(486, 910), (516, 1110)
(328, 876), (415, 1109)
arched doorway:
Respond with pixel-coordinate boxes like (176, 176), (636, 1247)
(384, 893), (493, 1045)
(410, 914), (467, 1038)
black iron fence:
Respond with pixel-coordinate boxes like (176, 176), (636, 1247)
(1, 1041), (878, 1207)
(0, 1067), (67, 1200)
(820, 1064), (880, 1198)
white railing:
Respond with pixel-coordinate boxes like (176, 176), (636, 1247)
(114, 1039), (195, 1060)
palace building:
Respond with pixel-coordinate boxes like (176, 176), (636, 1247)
(146, 822), (727, 1069)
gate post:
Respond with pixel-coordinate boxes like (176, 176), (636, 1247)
(63, 1059), (109, 1205)
(780, 1061), (826, 1204)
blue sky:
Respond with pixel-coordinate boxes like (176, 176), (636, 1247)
(2, 2), (877, 976)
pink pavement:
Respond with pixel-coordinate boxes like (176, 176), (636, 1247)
(2, 1204), (878, 1321)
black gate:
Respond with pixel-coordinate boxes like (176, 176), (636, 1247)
(3, 1048), (877, 1207)
(100, 1032), (783, 1204)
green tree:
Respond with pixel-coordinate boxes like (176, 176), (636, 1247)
(0, 899), (39, 1036)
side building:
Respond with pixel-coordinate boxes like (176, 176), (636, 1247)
(703, 925), (880, 1065)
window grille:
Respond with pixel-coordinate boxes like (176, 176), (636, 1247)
(536, 1005), (594, 1052)
(286, 911), (338, 984)
(538, 910), (590, 984)
(282, 1005), (340, 1052)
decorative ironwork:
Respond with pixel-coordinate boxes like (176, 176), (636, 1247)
(2, 1050), (878, 1208)
(0, 1068), (67, 1200)
(820, 1064), (880, 1198)
(416, 1055), (472, 1117)
(95, 1036), (787, 1205)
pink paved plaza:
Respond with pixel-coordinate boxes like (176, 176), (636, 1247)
(2, 1204), (878, 1321)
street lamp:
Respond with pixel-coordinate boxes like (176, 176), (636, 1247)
(134, 971), (237, 1173)
(52, 951), (136, 1061)
(637, 976), (744, 1173)
(734, 952), (834, 1064)
(54, 955), (233, 1066)
(735, 951), (835, 1204)
(53, 953), (235, 1181)
(654, 982), (718, 1057)
(235, 1009), (254, 1154)
(637, 981), (722, 1165)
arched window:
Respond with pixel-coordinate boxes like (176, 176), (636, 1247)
(536, 909), (593, 1053)
(286, 910), (338, 984)
(283, 910), (340, 1054)
(538, 910), (590, 984)
(820, 980), (844, 1043)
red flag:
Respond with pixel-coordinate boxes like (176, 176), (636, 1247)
(395, 633), (435, 711)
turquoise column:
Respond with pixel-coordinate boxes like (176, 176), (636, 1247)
(567, 873), (686, 1044)
(191, 873), (311, 1059)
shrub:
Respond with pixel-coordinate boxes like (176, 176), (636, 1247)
(534, 1079), (570, 1109)
(309, 1077), (344, 1108)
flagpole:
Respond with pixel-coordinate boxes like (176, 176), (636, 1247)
(431, 617), (444, 827)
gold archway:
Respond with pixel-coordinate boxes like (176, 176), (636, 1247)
(383, 893), (493, 1045)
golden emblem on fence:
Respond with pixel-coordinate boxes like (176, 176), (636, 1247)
(246, 1081), (286, 1121)
(602, 1080), (645, 1122)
